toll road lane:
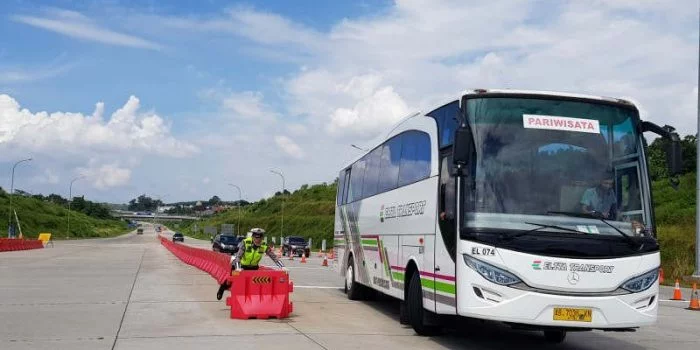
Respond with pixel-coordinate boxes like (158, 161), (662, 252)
(1, 228), (699, 350)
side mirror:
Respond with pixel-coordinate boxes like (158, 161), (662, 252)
(666, 135), (683, 176)
(641, 121), (683, 188)
(452, 127), (474, 175)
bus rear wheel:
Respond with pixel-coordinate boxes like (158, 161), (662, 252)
(543, 330), (566, 343)
(407, 272), (440, 336)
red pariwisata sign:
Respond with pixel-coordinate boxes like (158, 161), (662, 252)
(523, 114), (600, 134)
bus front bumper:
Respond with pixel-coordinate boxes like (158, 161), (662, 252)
(457, 282), (658, 329)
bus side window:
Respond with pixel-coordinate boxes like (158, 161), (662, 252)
(441, 102), (459, 148)
(428, 100), (459, 149)
(378, 135), (403, 193)
(337, 170), (346, 205)
(398, 131), (431, 186)
(348, 157), (367, 203)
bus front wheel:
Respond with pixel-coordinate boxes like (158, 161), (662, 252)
(407, 272), (440, 336)
(345, 257), (363, 300)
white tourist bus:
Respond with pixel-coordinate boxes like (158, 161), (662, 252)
(333, 89), (682, 342)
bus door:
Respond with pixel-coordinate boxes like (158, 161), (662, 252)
(434, 152), (457, 314)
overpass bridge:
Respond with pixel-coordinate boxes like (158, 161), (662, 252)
(112, 211), (200, 221)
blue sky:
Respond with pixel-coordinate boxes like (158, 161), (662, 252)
(0, 1), (390, 117)
(0, 0), (697, 204)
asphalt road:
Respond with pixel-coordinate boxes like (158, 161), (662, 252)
(1, 225), (698, 349)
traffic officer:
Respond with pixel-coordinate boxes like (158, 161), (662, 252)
(216, 227), (286, 300)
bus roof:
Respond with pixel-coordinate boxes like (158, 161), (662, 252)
(461, 88), (635, 106)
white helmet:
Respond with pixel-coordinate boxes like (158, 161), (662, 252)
(250, 228), (265, 237)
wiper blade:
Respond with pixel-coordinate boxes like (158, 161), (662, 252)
(547, 211), (642, 250)
(500, 222), (583, 240)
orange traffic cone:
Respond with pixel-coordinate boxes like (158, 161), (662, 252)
(672, 279), (684, 300)
(322, 255), (328, 267)
(317, 249), (324, 257)
(659, 268), (665, 284)
(688, 283), (700, 311)
(300, 254), (307, 263)
(289, 250), (294, 260)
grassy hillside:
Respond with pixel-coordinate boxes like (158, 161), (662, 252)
(181, 183), (337, 249)
(653, 172), (696, 281)
(0, 192), (128, 239)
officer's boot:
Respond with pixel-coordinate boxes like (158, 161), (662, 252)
(216, 282), (230, 300)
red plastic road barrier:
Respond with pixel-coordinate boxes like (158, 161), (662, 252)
(158, 235), (231, 284)
(226, 267), (293, 319)
(0, 238), (44, 252)
(158, 235), (294, 319)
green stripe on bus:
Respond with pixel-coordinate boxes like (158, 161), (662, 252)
(388, 272), (455, 295)
(420, 278), (456, 295)
(361, 239), (378, 246)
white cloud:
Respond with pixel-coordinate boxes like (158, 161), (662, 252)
(327, 86), (410, 137)
(77, 163), (131, 189)
(274, 135), (304, 159)
(221, 91), (275, 121)
(0, 64), (75, 83)
(225, 6), (322, 50)
(275, 0), (697, 138)
(12, 9), (162, 50)
(0, 94), (198, 157)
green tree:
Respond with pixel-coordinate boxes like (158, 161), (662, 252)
(208, 195), (221, 205)
(127, 195), (161, 211)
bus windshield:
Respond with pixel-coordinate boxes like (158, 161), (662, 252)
(462, 96), (648, 238)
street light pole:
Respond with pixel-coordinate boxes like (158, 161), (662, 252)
(8, 158), (32, 238)
(67, 175), (84, 239)
(228, 184), (243, 236)
(269, 170), (285, 238)
(695, 17), (700, 277)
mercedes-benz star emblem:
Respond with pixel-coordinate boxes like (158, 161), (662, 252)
(567, 272), (580, 285)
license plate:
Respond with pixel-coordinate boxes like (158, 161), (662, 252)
(553, 307), (592, 322)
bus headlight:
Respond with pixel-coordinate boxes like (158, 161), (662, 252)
(620, 268), (658, 293)
(463, 255), (521, 286)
